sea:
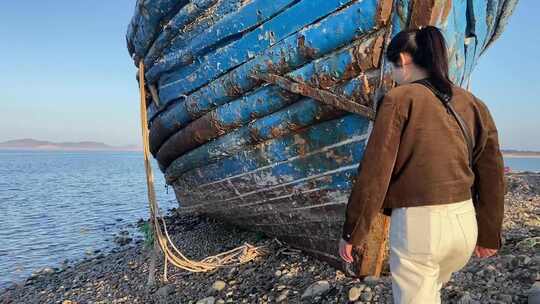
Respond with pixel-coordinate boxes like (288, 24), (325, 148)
(0, 151), (539, 289)
(0, 150), (177, 289)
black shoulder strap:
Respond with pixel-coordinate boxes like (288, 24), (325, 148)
(412, 79), (475, 167)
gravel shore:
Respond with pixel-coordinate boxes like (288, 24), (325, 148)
(1, 172), (538, 304)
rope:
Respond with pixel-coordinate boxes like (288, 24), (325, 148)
(138, 61), (266, 281)
(137, 12), (394, 277)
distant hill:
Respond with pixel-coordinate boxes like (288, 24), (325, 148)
(502, 149), (540, 157)
(1, 139), (538, 155)
(0, 139), (141, 151)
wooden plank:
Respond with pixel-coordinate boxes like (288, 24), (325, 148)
(144, 0), (248, 73)
(129, 0), (190, 62)
(151, 0), (379, 126)
(181, 168), (360, 216)
(152, 0), (365, 92)
(359, 213), (390, 277)
(145, 0), (302, 82)
(153, 68), (379, 163)
(149, 35), (382, 156)
(143, 0), (223, 69)
(128, 0), (245, 61)
(153, 86), (298, 157)
(161, 94), (359, 175)
(158, 97), (340, 170)
(251, 73), (376, 119)
(174, 114), (370, 186)
(482, 0), (519, 52)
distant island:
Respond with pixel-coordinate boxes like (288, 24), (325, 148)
(0, 139), (141, 152)
(502, 149), (540, 158)
(1, 139), (539, 156)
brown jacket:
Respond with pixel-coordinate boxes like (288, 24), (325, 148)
(342, 82), (505, 249)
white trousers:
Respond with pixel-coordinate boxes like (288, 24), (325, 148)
(389, 198), (478, 304)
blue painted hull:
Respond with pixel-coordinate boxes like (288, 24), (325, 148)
(127, 0), (519, 270)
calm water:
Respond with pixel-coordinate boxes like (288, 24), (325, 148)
(503, 156), (540, 172)
(0, 151), (176, 289)
(0, 152), (539, 289)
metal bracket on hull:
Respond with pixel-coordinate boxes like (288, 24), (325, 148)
(250, 72), (376, 121)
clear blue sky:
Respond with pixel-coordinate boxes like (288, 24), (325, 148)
(0, 1), (537, 150)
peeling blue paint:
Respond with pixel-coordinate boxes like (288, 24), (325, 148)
(149, 3), (379, 152)
(157, 0), (378, 116)
(129, 0), (190, 62)
(143, 0), (219, 69)
(151, 0), (361, 92)
(145, 0), (301, 82)
(173, 114), (371, 201)
(126, 0), (519, 270)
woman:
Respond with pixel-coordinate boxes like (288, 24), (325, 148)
(338, 26), (505, 303)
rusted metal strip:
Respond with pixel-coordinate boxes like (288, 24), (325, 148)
(250, 73), (376, 121)
(409, 0), (436, 28)
(376, 0), (394, 27)
(408, 0), (453, 29)
(373, 0), (396, 112)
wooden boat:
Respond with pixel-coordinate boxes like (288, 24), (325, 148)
(127, 0), (518, 276)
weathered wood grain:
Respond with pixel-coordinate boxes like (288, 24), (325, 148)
(127, 0), (519, 277)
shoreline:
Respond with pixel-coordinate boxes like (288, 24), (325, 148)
(0, 214), (150, 291)
(503, 153), (540, 159)
(1, 173), (539, 303)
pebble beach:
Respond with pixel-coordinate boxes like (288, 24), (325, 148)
(1, 172), (538, 304)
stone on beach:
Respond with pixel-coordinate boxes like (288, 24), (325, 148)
(196, 296), (216, 304)
(211, 280), (226, 292)
(348, 285), (364, 301)
(301, 280), (330, 299)
(1, 173), (538, 303)
(156, 284), (175, 297)
(528, 281), (540, 304)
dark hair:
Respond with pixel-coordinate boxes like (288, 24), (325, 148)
(386, 26), (453, 96)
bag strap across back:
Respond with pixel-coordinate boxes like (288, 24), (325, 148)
(412, 79), (475, 168)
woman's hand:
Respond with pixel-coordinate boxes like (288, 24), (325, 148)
(474, 245), (498, 258)
(339, 238), (354, 263)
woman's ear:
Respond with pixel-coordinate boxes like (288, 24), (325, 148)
(399, 52), (412, 66)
